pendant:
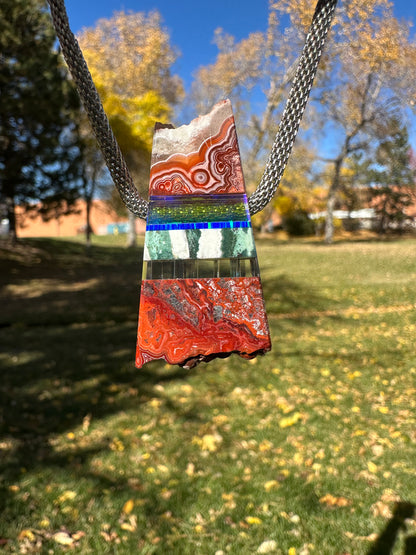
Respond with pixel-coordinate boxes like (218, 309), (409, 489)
(136, 100), (271, 369)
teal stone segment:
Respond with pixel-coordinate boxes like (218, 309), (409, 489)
(144, 228), (256, 261)
(186, 229), (202, 259)
(145, 229), (173, 260)
(220, 227), (256, 258)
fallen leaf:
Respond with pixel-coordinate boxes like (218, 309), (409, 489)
(264, 480), (279, 492)
(257, 539), (278, 553)
(100, 530), (120, 543)
(279, 412), (302, 428)
(246, 516), (262, 525)
(200, 434), (223, 452)
(370, 501), (392, 518)
(71, 531), (86, 541)
(122, 499), (134, 514)
(121, 522), (136, 532)
(381, 489), (401, 504)
(18, 529), (35, 542)
(319, 494), (351, 508)
(186, 462), (195, 476)
(57, 490), (77, 504)
(53, 532), (74, 546)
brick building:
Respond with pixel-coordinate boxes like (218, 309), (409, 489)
(14, 199), (145, 238)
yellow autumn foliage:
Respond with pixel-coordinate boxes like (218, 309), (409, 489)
(77, 11), (183, 158)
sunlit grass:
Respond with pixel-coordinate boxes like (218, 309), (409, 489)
(1, 235), (416, 553)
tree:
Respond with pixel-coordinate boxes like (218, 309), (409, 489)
(190, 0), (416, 242)
(191, 6), (315, 193)
(0, 0), (84, 241)
(77, 118), (110, 246)
(311, 0), (416, 242)
(368, 119), (416, 233)
(77, 11), (183, 246)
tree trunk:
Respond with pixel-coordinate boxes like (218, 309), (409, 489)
(85, 196), (92, 247)
(325, 162), (341, 244)
(126, 211), (136, 247)
(324, 190), (336, 244)
(6, 195), (17, 243)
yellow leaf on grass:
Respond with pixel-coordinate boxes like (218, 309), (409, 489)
(259, 440), (273, 452)
(186, 462), (195, 476)
(246, 516), (262, 525)
(201, 434), (223, 452)
(18, 529), (35, 542)
(53, 532), (74, 546)
(121, 518), (137, 532)
(279, 412), (302, 429)
(57, 490), (77, 503)
(264, 480), (279, 492)
(122, 499), (134, 514)
(367, 461), (378, 474)
(371, 501), (392, 518)
(257, 540), (278, 553)
(194, 524), (204, 533)
(319, 494), (351, 507)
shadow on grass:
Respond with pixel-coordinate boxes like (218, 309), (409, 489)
(0, 239), (193, 517)
(261, 271), (335, 317)
(367, 502), (416, 555)
(0, 237), (337, 533)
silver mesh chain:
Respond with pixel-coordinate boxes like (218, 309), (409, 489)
(47, 0), (148, 219)
(46, 0), (337, 220)
(248, 0), (338, 215)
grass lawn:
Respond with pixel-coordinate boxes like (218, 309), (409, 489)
(1, 234), (416, 554)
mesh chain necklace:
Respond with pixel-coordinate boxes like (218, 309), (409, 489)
(46, 0), (338, 368)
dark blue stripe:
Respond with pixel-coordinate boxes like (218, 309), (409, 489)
(146, 221), (251, 231)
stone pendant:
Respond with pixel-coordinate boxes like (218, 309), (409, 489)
(136, 100), (271, 369)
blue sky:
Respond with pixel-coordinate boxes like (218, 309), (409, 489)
(63, 0), (415, 147)
(65, 0), (269, 89)
(65, 0), (414, 91)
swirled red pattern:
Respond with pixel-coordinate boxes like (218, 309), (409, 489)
(149, 116), (245, 196)
(136, 277), (271, 368)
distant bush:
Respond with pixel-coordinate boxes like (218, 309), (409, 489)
(283, 210), (316, 236)
(342, 218), (360, 232)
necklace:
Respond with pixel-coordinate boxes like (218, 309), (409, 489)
(46, 0), (338, 368)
